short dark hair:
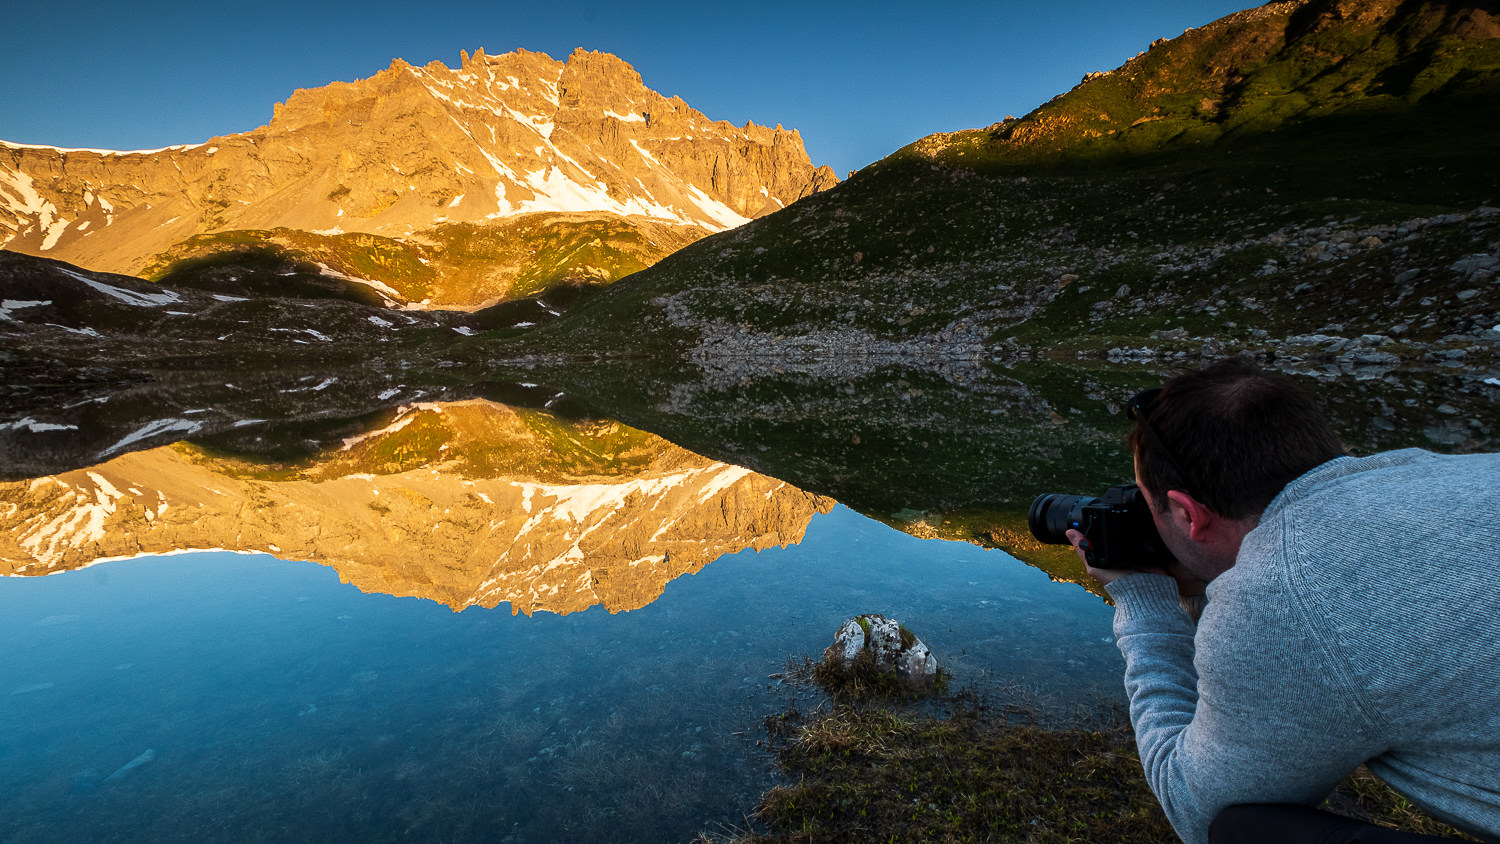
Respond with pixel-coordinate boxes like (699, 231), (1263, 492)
(1129, 358), (1345, 520)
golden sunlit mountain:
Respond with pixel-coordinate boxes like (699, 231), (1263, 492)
(0, 48), (837, 308)
(0, 401), (834, 615)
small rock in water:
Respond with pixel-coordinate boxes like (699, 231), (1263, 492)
(821, 613), (940, 695)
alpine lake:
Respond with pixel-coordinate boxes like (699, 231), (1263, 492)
(1, 353), (1494, 843)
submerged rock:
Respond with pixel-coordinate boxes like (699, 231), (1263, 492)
(104, 749), (156, 783)
(70, 769), (102, 795)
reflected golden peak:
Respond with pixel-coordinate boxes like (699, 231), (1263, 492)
(0, 404), (834, 615)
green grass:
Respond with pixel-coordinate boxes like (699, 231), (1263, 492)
(138, 213), (711, 310)
(141, 228), (434, 304)
(916, 5), (1500, 171)
(721, 691), (1479, 843)
(424, 215), (706, 301)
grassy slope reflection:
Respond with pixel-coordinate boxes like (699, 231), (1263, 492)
(0, 400), (833, 615)
(532, 357), (1498, 595)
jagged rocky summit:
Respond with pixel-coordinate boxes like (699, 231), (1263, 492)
(0, 47), (838, 278)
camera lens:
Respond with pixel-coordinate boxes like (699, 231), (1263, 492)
(1028, 493), (1089, 544)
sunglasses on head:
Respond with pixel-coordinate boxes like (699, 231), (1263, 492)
(1127, 387), (1202, 501)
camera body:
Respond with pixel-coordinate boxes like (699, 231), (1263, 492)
(1027, 482), (1175, 570)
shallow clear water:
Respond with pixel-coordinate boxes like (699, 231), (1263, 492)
(1, 504), (1122, 843)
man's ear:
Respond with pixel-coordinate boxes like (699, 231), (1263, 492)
(1165, 490), (1216, 543)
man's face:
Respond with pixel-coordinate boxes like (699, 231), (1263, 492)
(1134, 453), (1223, 582)
(1135, 457), (1182, 552)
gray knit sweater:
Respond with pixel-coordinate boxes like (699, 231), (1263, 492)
(1105, 449), (1500, 844)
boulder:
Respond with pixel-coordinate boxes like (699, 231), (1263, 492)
(821, 613), (939, 694)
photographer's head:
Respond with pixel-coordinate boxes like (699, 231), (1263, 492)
(1128, 358), (1345, 521)
(1115, 359), (1345, 584)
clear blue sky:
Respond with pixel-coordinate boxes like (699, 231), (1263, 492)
(2, 0), (1250, 177)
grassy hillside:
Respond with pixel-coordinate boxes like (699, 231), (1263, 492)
(930, 0), (1500, 167)
(139, 212), (710, 310)
(513, 0), (1499, 366)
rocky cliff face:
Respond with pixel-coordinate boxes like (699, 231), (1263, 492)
(0, 401), (835, 615)
(0, 47), (837, 278)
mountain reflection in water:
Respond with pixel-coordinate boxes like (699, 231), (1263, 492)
(0, 507), (1123, 843)
(0, 392), (1126, 842)
(5, 358), (1488, 841)
(1, 400), (834, 615)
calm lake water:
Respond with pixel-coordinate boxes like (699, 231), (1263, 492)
(3, 358), (1491, 842)
(1, 504), (1120, 843)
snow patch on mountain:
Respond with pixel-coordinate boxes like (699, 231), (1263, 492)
(0, 416), (76, 432)
(101, 418), (203, 458)
(0, 299), (50, 320)
(57, 267), (180, 307)
(0, 139), (207, 157)
(0, 165), (66, 249)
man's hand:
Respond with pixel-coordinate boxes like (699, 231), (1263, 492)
(1066, 529), (1208, 596)
(1066, 529), (1142, 586)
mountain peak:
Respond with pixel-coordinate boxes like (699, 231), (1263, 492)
(1, 48), (837, 276)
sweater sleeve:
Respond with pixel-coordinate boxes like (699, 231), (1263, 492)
(1106, 571), (1384, 844)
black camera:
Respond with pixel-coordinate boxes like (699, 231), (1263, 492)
(1027, 483), (1176, 570)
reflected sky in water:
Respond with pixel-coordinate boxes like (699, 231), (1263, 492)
(1, 504), (1121, 843)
